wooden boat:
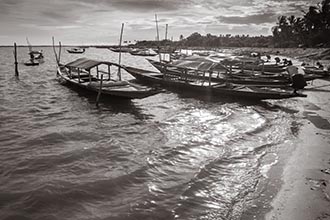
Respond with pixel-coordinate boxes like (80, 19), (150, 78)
(24, 51), (44, 66)
(24, 38), (44, 66)
(67, 47), (85, 54)
(57, 58), (160, 99)
(129, 48), (157, 56)
(223, 57), (287, 73)
(123, 65), (306, 100)
(302, 66), (329, 77)
(192, 51), (211, 56)
(24, 61), (39, 66)
(109, 47), (132, 53)
(147, 59), (292, 87)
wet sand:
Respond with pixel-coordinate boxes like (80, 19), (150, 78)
(266, 78), (330, 220)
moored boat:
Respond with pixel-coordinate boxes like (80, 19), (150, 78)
(302, 66), (330, 77)
(109, 47), (132, 53)
(24, 51), (44, 66)
(147, 58), (292, 87)
(123, 65), (306, 100)
(67, 47), (86, 54)
(129, 48), (157, 56)
(24, 38), (44, 66)
(57, 58), (160, 99)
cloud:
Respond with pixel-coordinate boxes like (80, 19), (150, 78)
(217, 12), (277, 25)
(110, 0), (186, 12)
(0, 0), (323, 45)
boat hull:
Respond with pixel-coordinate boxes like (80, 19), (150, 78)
(123, 66), (306, 100)
(148, 59), (292, 87)
(57, 67), (159, 99)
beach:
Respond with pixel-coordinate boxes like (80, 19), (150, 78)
(265, 78), (330, 220)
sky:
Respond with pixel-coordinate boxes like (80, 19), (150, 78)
(0, 0), (320, 45)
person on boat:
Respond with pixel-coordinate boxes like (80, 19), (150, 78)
(275, 57), (281, 64)
(287, 65), (307, 93)
(283, 58), (288, 65)
(316, 62), (324, 69)
(29, 52), (35, 63)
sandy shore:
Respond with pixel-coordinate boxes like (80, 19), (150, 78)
(265, 78), (330, 220)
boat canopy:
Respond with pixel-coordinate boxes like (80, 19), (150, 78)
(64, 58), (116, 70)
(170, 57), (229, 72)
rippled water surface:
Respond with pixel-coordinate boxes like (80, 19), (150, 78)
(0, 47), (305, 220)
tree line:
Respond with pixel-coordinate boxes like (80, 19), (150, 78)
(135, 33), (273, 49)
(272, 0), (330, 47)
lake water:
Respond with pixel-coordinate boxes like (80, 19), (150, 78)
(0, 46), (306, 220)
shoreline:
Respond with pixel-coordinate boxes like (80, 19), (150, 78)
(264, 78), (330, 220)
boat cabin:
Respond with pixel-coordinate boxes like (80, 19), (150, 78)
(63, 58), (124, 83)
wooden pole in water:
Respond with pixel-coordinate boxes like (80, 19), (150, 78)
(165, 24), (168, 41)
(118, 23), (124, 81)
(14, 43), (19, 77)
(52, 37), (59, 66)
(155, 14), (161, 62)
(58, 41), (62, 64)
(96, 74), (104, 107)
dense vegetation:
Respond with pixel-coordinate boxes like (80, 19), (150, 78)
(272, 0), (330, 47)
(135, 0), (330, 49)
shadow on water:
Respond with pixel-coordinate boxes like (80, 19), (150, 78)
(160, 87), (264, 106)
(256, 101), (300, 114)
(59, 81), (152, 120)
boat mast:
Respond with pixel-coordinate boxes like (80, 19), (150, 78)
(118, 23), (124, 81)
(26, 37), (32, 53)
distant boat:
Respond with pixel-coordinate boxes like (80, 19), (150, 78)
(24, 38), (44, 66)
(192, 51), (211, 56)
(109, 47), (132, 53)
(57, 58), (160, 99)
(123, 65), (307, 100)
(129, 48), (157, 56)
(302, 66), (330, 77)
(67, 47), (86, 54)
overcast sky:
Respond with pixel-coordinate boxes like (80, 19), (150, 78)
(0, 0), (319, 45)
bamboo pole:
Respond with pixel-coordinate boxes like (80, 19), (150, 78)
(78, 68), (81, 83)
(96, 74), (104, 107)
(118, 23), (124, 81)
(108, 65), (111, 80)
(52, 37), (59, 66)
(58, 41), (62, 64)
(155, 14), (161, 62)
(14, 43), (19, 77)
(165, 24), (168, 41)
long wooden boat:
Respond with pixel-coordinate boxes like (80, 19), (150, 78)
(24, 38), (44, 66)
(129, 48), (157, 56)
(24, 50), (44, 66)
(147, 59), (292, 87)
(302, 66), (330, 77)
(67, 47), (85, 54)
(109, 47), (132, 53)
(123, 65), (306, 100)
(235, 63), (286, 73)
(57, 58), (160, 99)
